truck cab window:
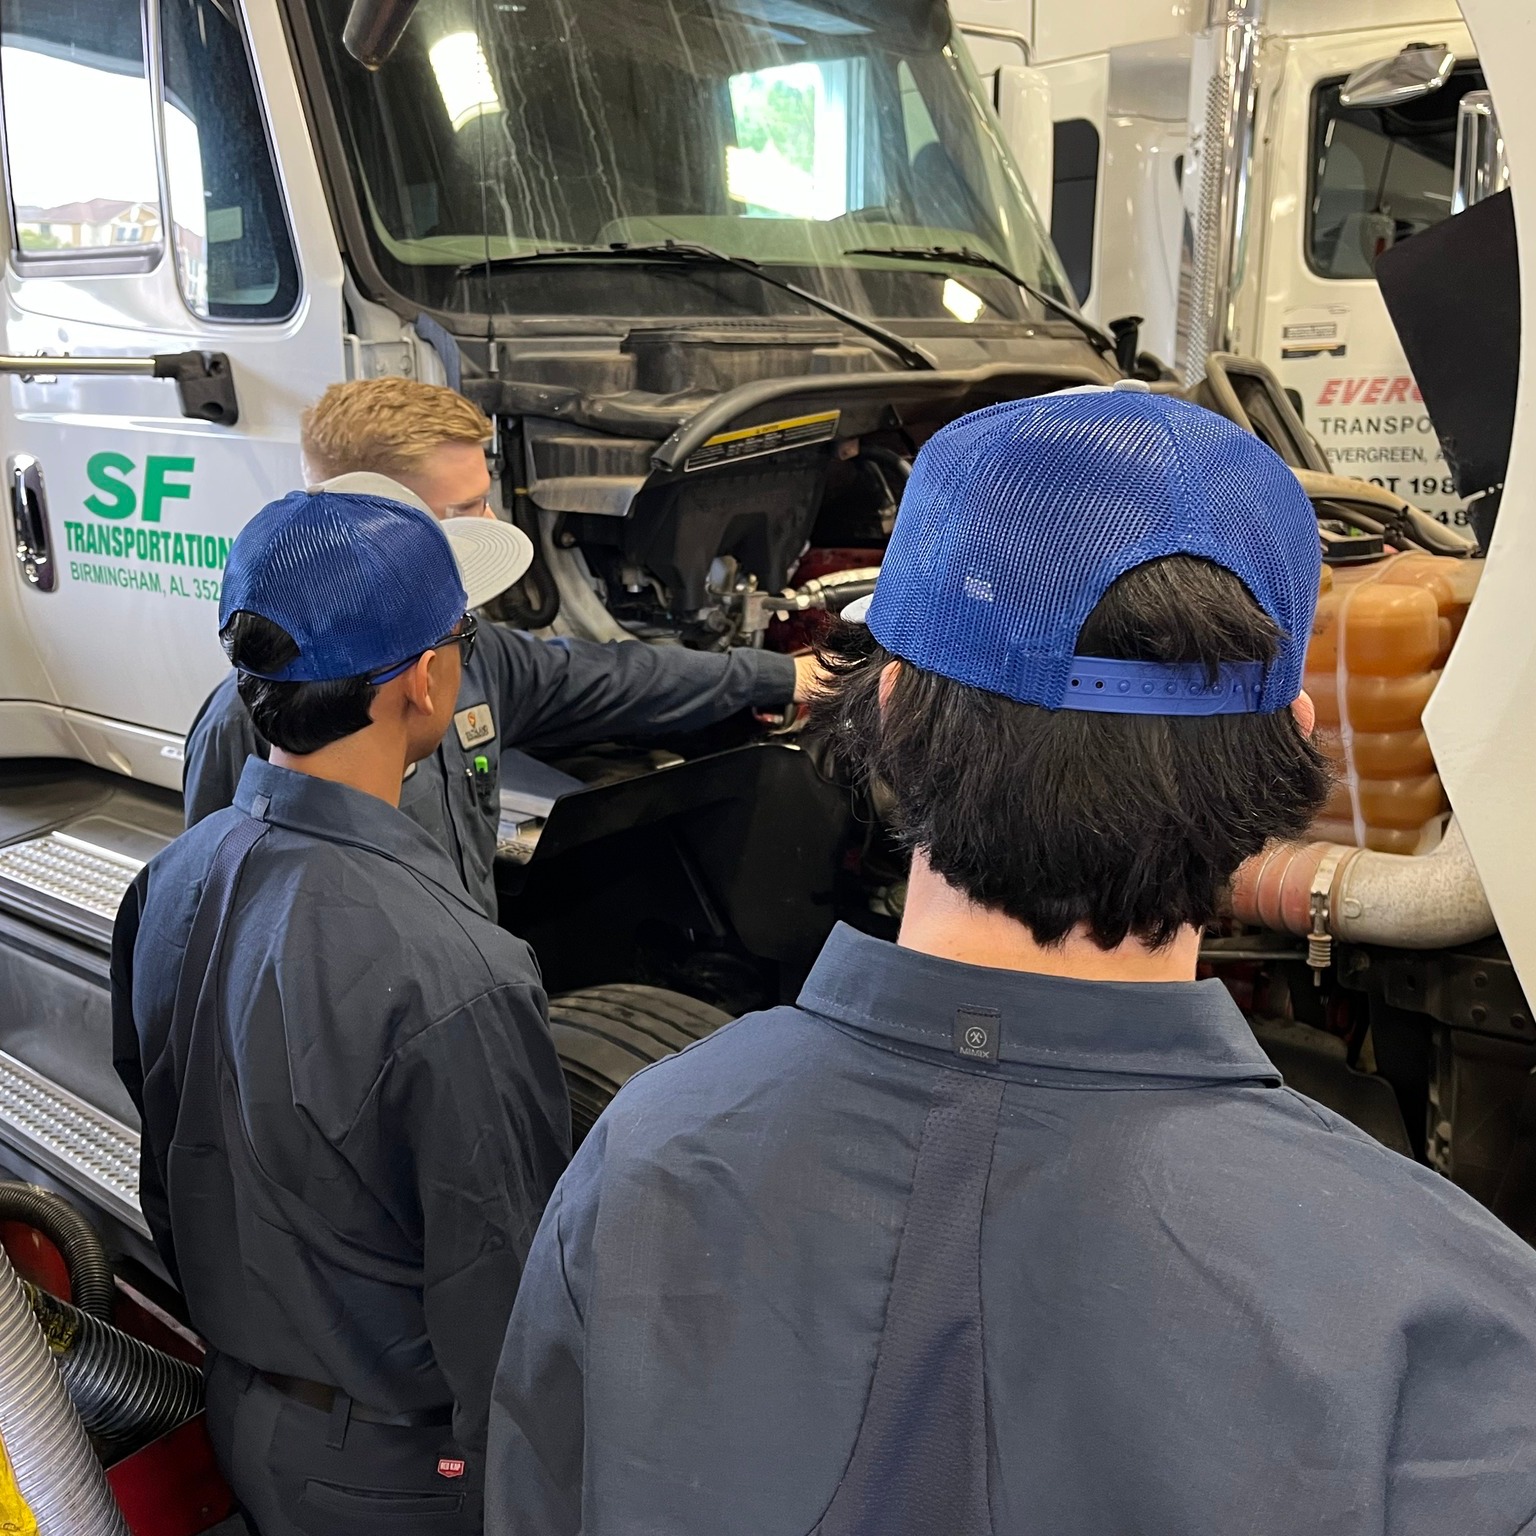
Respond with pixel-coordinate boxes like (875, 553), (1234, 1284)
(0, 0), (161, 261)
(160, 0), (300, 319)
(1050, 118), (1099, 305)
(1307, 63), (1484, 281)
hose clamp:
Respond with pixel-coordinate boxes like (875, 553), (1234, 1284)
(1306, 849), (1347, 985)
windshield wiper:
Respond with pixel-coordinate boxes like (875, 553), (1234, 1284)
(456, 241), (937, 372)
(844, 244), (1116, 357)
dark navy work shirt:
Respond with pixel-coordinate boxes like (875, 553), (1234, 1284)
(113, 760), (571, 1456)
(183, 628), (797, 917)
(488, 923), (1536, 1535)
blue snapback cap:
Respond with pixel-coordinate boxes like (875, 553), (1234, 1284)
(219, 489), (468, 683)
(857, 386), (1322, 715)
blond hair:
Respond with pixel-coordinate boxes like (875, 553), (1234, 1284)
(300, 377), (492, 480)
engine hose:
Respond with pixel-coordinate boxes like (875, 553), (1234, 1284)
(492, 421), (559, 630)
(506, 489), (561, 629)
(800, 568), (881, 614)
(1293, 469), (1477, 558)
(857, 445), (912, 488)
(770, 567), (883, 620)
(856, 447), (910, 535)
(23, 1285), (202, 1456)
(0, 1184), (114, 1321)
(540, 512), (634, 644)
(1230, 818), (1495, 950)
(0, 1245), (127, 1534)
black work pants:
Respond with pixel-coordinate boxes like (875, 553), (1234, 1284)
(204, 1352), (482, 1535)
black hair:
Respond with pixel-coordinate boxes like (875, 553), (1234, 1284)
(809, 556), (1331, 950)
(221, 611), (378, 756)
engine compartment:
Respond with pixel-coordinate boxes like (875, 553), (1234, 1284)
(464, 326), (1115, 649)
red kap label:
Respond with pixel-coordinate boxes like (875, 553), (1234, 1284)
(438, 1458), (466, 1479)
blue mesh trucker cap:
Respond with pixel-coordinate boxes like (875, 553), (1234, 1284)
(219, 489), (468, 684)
(856, 386), (1322, 715)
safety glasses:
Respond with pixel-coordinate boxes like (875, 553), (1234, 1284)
(367, 612), (478, 684)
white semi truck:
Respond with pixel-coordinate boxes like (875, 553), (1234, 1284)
(0, 0), (1522, 1257)
(0, 0), (1529, 1523)
(955, 0), (1495, 529)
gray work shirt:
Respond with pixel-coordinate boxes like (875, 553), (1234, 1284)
(488, 923), (1536, 1535)
(183, 629), (797, 917)
(112, 759), (570, 1456)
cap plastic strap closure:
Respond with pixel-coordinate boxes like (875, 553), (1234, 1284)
(1061, 658), (1266, 715)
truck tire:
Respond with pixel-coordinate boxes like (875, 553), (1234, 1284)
(549, 985), (730, 1146)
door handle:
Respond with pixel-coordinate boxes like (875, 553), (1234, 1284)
(10, 454), (56, 592)
(0, 350), (238, 425)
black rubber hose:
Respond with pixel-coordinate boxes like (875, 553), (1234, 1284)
(24, 1283), (203, 1455)
(818, 578), (878, 613)
(502, 488), (561, 629)
(484, 422), (560, 630)
(858, 445), (912, 493)
(0, 1183), (114, 1320)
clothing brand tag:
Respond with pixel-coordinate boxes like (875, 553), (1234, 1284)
(437, 1458), (466, 1479)
(954, 1006), (1000, 1063)
(454, 703), (495, 750)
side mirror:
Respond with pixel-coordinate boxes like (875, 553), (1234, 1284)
(1338, 42), (1455, 110)
(996, 65), (1054, 224)
(1452, 90), (1508, 214)
(343, 0), (421, 68)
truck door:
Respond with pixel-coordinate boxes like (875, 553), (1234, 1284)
(0, 0), (344, 785)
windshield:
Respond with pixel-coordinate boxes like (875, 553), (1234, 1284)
(308, 0), (1071, 322)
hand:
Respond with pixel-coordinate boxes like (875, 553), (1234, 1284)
(792, 652), (832, 705)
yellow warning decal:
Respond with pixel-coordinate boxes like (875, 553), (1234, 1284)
(684, 410), (841, 473)
(0, 1430), (37, 1536)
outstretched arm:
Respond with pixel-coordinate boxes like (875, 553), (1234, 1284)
(485, 626), (799, 752)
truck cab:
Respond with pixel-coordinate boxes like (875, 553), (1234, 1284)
(956, 0), (1485, 527)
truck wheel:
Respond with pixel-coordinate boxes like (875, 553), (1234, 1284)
(549, 984), (730, 1146)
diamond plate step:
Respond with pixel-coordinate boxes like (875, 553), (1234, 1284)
(0, 833), (144, 921)
(0, 1051), (144, 1236)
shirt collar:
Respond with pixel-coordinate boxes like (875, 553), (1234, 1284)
(797, 924), (1280, 1087)
(234, 758), (480, 915)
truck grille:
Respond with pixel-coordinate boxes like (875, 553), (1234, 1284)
(0, 834), (143, 921)
(0, 1052), (144, 1236)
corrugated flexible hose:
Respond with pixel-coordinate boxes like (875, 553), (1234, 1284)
(0, 1183), (115, 1319)
(23, 1284), (202, 1456)
(0, 1244), (126, 1534)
